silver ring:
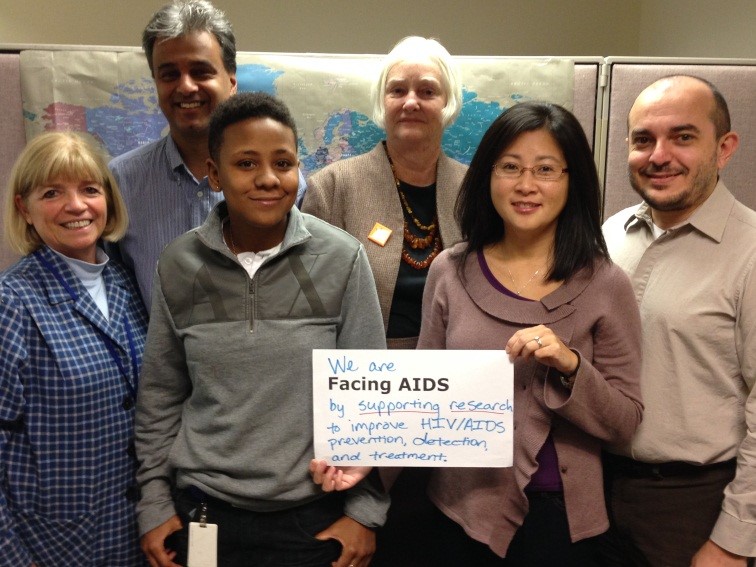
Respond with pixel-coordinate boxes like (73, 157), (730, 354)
(533, 335), (543, 348)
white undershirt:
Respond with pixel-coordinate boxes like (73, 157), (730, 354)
(53, 247), (110, 320)
(651, 221), (667, 240)
(235, 244), (282, 280)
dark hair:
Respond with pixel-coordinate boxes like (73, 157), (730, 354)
(208, 92), (298, 162)
(455, 101), (608, 281)
(659, 75), (731, 138)
(143, 0), (236, 75)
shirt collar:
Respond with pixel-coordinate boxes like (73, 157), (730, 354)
(622, 181), (734, 243)
(200, 201), (312, 259)
(165, 134), (187, 173)
(166, 134), (208, 185)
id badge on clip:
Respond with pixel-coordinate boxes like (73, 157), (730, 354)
(187, 503), (218, 567)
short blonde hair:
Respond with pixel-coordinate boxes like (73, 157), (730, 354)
(4, 131), (129, 255)
(371, 36), (462, 130)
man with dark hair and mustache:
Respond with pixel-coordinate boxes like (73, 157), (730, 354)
(602, 75), (756, 567)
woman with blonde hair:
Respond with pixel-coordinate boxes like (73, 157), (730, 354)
(0, 131), (147, 566)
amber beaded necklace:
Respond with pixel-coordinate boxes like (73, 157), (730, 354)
(383, 141), (442, 270)
(397, 185), (436, 232)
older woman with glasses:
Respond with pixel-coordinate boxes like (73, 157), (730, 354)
(313, 102), (643, 565)
(0, 132), (147, 566)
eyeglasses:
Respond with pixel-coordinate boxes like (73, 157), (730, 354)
(492, 162), (569, 181)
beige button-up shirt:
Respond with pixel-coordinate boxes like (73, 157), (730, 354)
(603, 182), (756, 557)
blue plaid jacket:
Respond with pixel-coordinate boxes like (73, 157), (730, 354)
(0, 246), (148, 566)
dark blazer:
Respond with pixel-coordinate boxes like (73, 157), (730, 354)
(302, 142), (467, 334)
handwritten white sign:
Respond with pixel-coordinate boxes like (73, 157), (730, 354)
(313, 350), (513, 467)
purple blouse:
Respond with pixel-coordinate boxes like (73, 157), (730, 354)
(477, 251), (563, 492)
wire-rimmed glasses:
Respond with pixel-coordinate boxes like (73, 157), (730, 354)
(492, 162), (569, 181)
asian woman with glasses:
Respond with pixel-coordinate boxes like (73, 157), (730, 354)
(313, 102), (644, 565)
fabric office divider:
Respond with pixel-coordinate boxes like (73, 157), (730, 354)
(0, 53), (26, 268)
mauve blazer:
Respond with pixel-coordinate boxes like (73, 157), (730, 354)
(302, 142), (467, 336)
(419, 245), (643, 557)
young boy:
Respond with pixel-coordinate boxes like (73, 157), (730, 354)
(135, 92), (388, 567)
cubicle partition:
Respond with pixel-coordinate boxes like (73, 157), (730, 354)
(0, 52), (27, 269)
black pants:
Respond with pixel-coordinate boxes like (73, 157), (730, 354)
(599, 455), (737, 567)
(372, 468), (437, 566)
(167, 488), (343, 567)
(374, 480), (600, 567)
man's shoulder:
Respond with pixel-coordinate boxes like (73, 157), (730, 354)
(109, 137), (168, 172)
(729, 198), (756, 233)
(601, 204), (648, 271)
(603, 204), (643, 231)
